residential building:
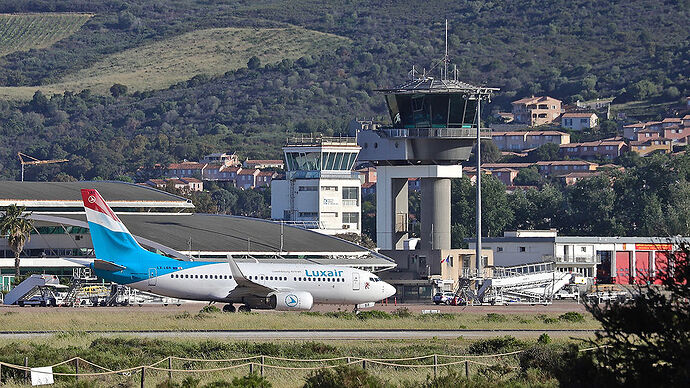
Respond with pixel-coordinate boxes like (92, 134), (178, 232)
(561, 112), (598, 131)
(535, 160), (598, 175)
(356, 167), (377, 185)
(575, 98), (613, 119)
(623, 121), (662, 140)
(559, 138), (628, 160)
(629, 138), (672, 156)
(558, 171), (604, 186)
(491, 130), (570, 151)
(200, 152), (240, 167)
(236, 169), (259, 189)
(145, 177), (203, 192)
(511, 96), (563, 126)
(256, 170), (277, 188)
(203, 165), (240, 182)
(166, 161), (205, 178)
(271, 136), (362, 235)
(243, 159), (285, 169)
(468, 229), (683, 284)
(490, 168), (520, 186)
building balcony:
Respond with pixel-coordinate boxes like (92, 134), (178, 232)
(342, 199), (359, 207)
(286, 136), (358, 147)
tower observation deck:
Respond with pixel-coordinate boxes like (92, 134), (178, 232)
(357, 68), (498, 254)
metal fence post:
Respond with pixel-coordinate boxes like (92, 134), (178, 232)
(260, 356), (264, 377)
(24, 357), (28, 380)
(465, 360), (469, 378)
(140, 366), (145, 388)
(346, 357), (351, 365)
(362, 360), (366, 370)
(168, 357), (172, 381)
(433, 354), (438, 379)
(249, 362), (254, 375)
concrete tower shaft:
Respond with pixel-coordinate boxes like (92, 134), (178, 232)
(420, 178), (451, 251)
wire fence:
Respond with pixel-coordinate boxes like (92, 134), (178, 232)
(0, 346), (606, 386)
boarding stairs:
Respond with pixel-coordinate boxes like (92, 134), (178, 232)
(3, 274), (64, 306)
(466, 262), (573, 305)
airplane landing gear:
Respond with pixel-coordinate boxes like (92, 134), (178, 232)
(238, 305), (251, 313)
(223, 304), (236, 313)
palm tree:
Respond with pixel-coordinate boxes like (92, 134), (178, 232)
(0, 204), (34, 279)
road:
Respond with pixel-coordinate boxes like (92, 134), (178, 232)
(0, 329), (596, 340)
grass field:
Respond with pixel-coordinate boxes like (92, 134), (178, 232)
(0, 13), (92, 57)
(0, 307), (599, 332)
(0, 26), (349, 99)
(0, 335), (570, 388)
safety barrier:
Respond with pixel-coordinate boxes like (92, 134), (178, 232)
(0, 346), (606, 386)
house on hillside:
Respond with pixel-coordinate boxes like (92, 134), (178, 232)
(166, 161), (206, 178)
(559, 138), (628, 160)
(491, 130), (570, 151)
(561, 112), (598, 131)
(200, 152), (240, 167)
(511, 96), (563, 126)
(256, 170), (278, 188)
(629, 138), (672, 156)
(146, 177), (203, 192)
(237, 169), (260, 189)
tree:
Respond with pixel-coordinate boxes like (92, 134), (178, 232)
(110, 83), (128, 98)
(513, 166), (544, 187)
(528, 143), (560, 162)
(247, 56), (262, 70)
(469, 140), (502, 163)
(0, 204), (34, 279)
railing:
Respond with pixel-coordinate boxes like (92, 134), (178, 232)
(379, 127), (492, 139)
(342, 199), (358, 207)
(279, 221), (325, 230)
(395, 212), (408, 233)
(286, 136), (357, 146)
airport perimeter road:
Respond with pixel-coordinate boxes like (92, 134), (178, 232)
(0, 329), (596, 340)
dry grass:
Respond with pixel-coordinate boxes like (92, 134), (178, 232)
(0, 13), (92, 57)
(0, 335), (547, 388)
(0, 26), (349, 99)
(0, 308), (600, 331)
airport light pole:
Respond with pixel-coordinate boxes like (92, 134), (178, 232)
(476, 96), (482, 277)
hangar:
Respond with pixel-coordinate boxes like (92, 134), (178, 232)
(0, 181), (395, 290)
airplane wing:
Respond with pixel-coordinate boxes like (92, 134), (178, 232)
(226, 258), (275, 297)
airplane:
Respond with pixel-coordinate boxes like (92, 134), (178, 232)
(75, 189), (396, 312)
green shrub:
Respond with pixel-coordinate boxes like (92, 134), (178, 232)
(356, 310), (392, 320)
(199, 305), (221, 315)
(324, 311), (356, 320)
(484, 313), (508, 323)
(303, 365), (388, 388)
(558, 312), (585, 323)
(300, 311), (323, 317)
(537, 333), (551, 344)
(467, 336), (525, 355)
(392, 307), (412, 318)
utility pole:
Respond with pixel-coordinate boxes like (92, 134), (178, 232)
(476, 96), (482, 277)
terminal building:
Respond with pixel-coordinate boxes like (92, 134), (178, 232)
(0, 181), (395, 291)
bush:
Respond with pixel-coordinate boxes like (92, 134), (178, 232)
(303, 365), (388, 388)
(537, 333), (551, 344)
(199, 305), (221, 315)
(356, 310), (392, 320)
(484, 313), (508, 323)
(391, 307), (412, 318)
(558, 312), (584, 323)
(467, 336), (525, 355)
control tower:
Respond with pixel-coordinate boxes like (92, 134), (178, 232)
(357, 65), (498, 277)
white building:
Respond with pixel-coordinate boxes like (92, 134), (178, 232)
(561, 112), (598, 131)
(468, 229), (684, 283)
(271, 136), (362, 235)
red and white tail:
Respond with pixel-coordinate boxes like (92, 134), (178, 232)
(81, 189), (130, 234)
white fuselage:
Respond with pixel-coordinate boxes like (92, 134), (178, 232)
(130, 262), (395, 306)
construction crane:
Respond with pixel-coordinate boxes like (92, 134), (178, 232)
(17, 152), (68, 182)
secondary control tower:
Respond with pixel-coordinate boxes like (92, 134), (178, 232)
(357, 63), (498, 277)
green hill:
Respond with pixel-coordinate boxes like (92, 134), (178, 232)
(0, 13), (91, 57)
(0, 26), (348, 99)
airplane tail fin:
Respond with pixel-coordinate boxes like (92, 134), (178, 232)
(81, 189), (145, 265)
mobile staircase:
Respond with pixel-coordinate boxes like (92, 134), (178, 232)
(3, 274), (66, 306)
(463, 262), (573, 305)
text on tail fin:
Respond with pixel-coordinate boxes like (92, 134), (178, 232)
(81, 189), (121, 222)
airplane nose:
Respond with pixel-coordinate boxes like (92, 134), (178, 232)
(383, 282), (396, 299)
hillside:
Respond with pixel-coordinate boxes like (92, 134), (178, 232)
(0, 26), (348, 99)
(0, 13), (91, 57)
(0, 0), (688, 182)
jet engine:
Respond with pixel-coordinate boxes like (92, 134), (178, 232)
(273, 291), (314, 311)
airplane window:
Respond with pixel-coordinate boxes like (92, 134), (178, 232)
(270, 276), (274, 280)
(293, 277), (296, 281)
(327, 278), (331, 282)
(260, 276), (264, 280)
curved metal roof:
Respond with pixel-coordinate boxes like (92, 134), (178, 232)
(0, 181), (193, 209)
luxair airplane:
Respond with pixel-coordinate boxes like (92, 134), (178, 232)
(75, 189), (396, 312)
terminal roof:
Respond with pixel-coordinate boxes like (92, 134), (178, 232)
(0, 181), (193, 209)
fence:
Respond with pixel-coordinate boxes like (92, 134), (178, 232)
(0, 347), (605, 386)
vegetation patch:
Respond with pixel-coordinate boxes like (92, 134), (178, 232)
(0, 13), (92, 57)
(467, 336), (526, 355)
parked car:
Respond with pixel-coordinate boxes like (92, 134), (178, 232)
(433, 292), (456, 305)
